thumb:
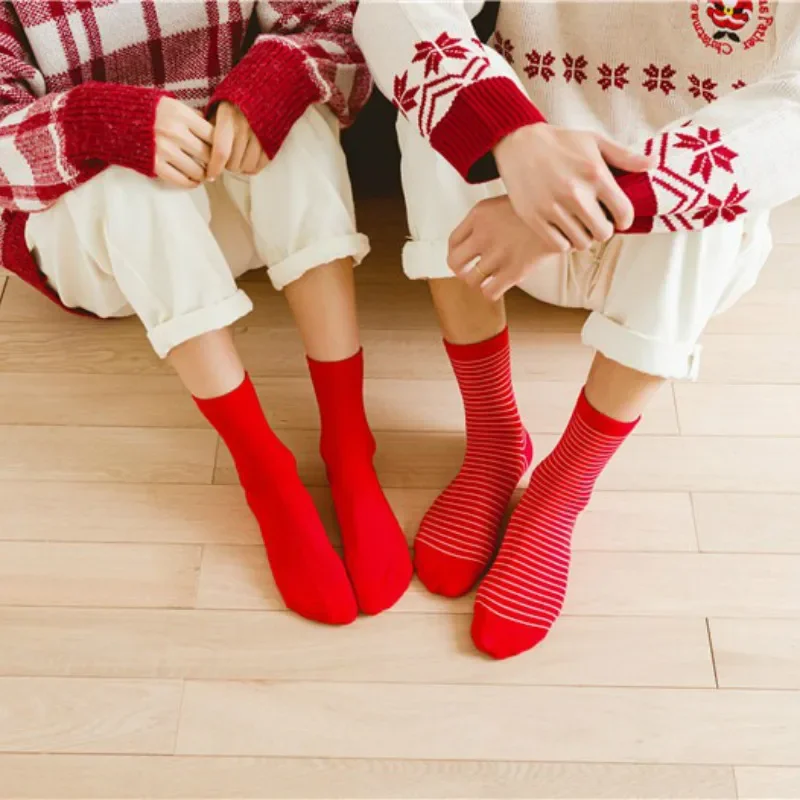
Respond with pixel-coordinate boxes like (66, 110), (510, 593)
(207, 104), (234, 181)
(596, 136), (655, 173)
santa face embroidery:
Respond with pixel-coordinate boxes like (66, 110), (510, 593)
(707, 0), (753, 40)
(690, 0), (775, 54)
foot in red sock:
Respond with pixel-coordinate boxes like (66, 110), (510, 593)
(414, 328), (532, 597)
(308, 351), (413, 615)
(195, 376), (357, 625)
(472, 390), (638, 658)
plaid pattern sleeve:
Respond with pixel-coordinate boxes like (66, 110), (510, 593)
(0, 5), (164, 213)
(210, 0), (372, 159)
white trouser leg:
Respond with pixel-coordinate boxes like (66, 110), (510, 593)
(25, 166), (253, 358)
(222, 104), (370, 291)
(397, 114), (505, 281)
(577, 213), (773, 379)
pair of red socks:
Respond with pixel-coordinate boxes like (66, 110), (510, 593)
(416, 328), (638, 659)
(195, 351), (412, 625)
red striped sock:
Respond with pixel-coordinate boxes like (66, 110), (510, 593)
(414, 328), (532, 597)
(472, 390), (638, 659)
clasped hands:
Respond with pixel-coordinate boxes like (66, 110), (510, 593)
(447, 124), (655, 302)
(153, 97), (268, 189)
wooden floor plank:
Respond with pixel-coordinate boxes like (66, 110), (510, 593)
(699, 334), (800, 384)
(0, 608), (714, 688)
(0, 425), (217, 484)
(675, 384), (800, 436)
(0, 373), (675, 433)
(0, 755), (737, 800)
(215, 430), (800, 493)
(0, 483), (257, 544)
(736, 767), (800, 799)
(709, 618), (800, 690)
(197, 548), (800, 619)
(0, 482), (697, 552)
(0, 678), (181, 754)
(176, 682), (800, 764)
(0, 542), (201, 608)
(693, 492), (800, 554)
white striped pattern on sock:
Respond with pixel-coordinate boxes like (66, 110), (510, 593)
(416, 338), (530, 566)
(475, 403), (631, 631)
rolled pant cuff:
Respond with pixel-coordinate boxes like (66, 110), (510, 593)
(147, 289), (253, 359)
(402, 240), (456, 281)
(267, 234), (370, 291)
(582, 311), (702, 381)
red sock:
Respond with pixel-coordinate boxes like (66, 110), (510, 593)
(472, 390), (638, 659)
(308, 350), (413, 615)
(195, 375), (357, 625)
(415, 328), (533, 597)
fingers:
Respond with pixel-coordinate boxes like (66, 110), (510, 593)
(532, 217), (572, 253)
(176, 131), (211, 168)
(155, 156), (199, 190)
(255, 151), (270, 173)
(226, 124), (249, 173)
(240, 134), (264, 175)
(550, 204), (593, 251)
(207, 105), (234, 181)
(596, 135), (655, 173)
(597, 174), (636, 231)
(569, 188), (615, 242)
(447, 234), (480, 275)
(186, 108), (215, 145)
(162, 141), (205, 183)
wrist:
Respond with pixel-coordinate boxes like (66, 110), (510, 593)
(494, 123), (550, 165)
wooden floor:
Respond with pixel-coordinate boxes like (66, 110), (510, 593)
(1, 198), (800, 800)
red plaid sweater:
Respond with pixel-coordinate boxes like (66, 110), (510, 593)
(0, 0), (371, 306)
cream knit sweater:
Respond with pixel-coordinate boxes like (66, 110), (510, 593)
(355, 0), (800, 233)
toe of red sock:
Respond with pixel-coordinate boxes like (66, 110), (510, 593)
(336, 486), (414, 616)
(355, 548), (414, 616)
(414, 540), (486, 598)
(471, 602), (550, 659)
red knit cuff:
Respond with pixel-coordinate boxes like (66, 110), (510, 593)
(209, 39), (321, 160)
(576, 389), (640, 436)
(444, 327), (509, 360)
(430, 77), (545, 183)
(61, 82), (165, 177)
(615, 171), (658, 233)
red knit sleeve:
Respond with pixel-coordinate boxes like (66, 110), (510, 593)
(209, 0), (372, 159)
(354, 0), (544, 182)
(0, 7), (164, 213)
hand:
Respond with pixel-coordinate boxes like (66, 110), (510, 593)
(154, 97), (214, 189)
(448, 195), (556, 302)
(207, 101), (269, 181)
(494, 124), (654, 252)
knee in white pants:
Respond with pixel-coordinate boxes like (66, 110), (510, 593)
(28, 166), (252, 358)
(234, 105), (369, 291)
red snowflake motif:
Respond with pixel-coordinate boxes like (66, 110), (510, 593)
(693, 184), (750, 226)
(688, 74), (718, 103)
(673, 126), (738, 184)
(732, 79), (747, 90)
(412, 32), (469, 78)
(393, 71), (419, 113)
(524, 49), (555, 81)
(642, 64), (677, 95)
(563, 53), (588, 84)
(598, 63), (629, 91)
(493, 31), (514, 63)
